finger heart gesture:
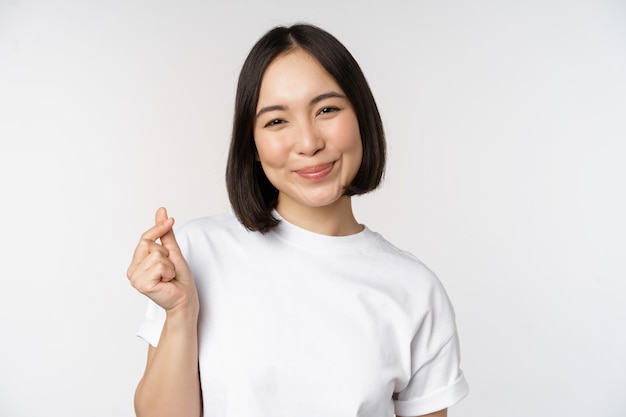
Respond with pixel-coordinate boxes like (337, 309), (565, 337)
(127, 207), (198, 315)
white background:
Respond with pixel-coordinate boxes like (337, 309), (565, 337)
(1, 0), (625, 416)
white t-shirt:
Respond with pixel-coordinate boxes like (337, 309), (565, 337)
(138, 211), (468, 416)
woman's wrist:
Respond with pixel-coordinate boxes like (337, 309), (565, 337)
(165, 296), (200, 326)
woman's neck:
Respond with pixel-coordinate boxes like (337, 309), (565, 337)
(275, 197), (363, 236)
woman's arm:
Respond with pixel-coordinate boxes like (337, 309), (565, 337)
(134, 307), (201, 417)
(398, 408), (447, 417)
(128, 208), (201, 417)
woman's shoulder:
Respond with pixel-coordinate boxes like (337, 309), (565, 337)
(180, 210), (239, 228)
(176, 211), (248, 242)
(367, 230), (431, 270)
(364, 230), (446, 290)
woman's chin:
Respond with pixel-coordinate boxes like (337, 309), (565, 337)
(279, 190), (346, 211)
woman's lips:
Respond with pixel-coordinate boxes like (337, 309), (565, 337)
(295, 162), (335, 180)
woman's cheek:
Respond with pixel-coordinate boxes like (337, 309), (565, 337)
(256, 134), (290, 168)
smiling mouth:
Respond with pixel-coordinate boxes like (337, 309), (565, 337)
(296, 162), (335, 180)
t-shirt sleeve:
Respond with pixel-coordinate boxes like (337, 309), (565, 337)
(136, 298), (166, 347)
(393, 278), (469, 416)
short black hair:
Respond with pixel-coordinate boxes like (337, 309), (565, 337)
(226, 23), (386, 233)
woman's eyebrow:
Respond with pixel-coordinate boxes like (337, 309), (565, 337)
(310, 91), (346, 105)
(256, 105), (286, 119)
(255, 91), (346, 119)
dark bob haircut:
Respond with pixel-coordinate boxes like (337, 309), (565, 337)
(226, 23), (386, 233)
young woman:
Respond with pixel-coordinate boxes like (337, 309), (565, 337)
(127, 24), (468, 417)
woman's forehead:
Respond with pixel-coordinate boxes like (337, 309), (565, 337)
(257, 49), (343, 106)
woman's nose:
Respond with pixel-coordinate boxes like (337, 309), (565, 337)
(294, 122), (325, 156)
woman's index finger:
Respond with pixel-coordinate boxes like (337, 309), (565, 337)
(139, 217), (174, 243)
(158, 218), (182, 252)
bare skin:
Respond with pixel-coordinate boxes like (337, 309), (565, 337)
(400, 409), (448, 417)
(127, 207), (201, 417)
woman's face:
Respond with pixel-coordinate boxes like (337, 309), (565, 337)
(253, 49), (363, 217)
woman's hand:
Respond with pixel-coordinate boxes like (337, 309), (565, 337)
(127, 207), (199, 316)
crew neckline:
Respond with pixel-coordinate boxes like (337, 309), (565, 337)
(271, 210), (377, 255)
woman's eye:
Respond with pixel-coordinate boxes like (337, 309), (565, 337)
(318, 106), (340, 115)
(264, 119), (285, 128)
